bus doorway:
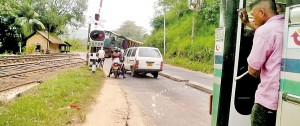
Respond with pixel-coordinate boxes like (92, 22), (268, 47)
(210, 0), (300, 126)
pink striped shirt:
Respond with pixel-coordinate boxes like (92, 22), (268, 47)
(247, 15), (285, 110)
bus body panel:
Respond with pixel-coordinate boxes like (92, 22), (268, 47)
(276, 5), (300, 126)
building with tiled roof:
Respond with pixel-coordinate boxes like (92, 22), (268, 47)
(26, 31), (71, 54)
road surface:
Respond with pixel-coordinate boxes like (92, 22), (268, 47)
(78, 52), (211, 126)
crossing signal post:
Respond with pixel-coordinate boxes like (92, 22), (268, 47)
(89, 30), (105, 73)
(90, 30), (105, 41)
(87, 0), (104, 73)
(95, 14), (100, 21)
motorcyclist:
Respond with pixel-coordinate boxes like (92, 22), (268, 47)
(107, 49), (126, 78)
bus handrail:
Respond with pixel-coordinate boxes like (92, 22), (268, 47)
(234, 71), (249, 81)
(283, 93), (300, 105)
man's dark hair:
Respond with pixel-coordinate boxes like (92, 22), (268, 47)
(249, 0), (278, 14)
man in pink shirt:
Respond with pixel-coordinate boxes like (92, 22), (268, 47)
(242, 0), (284, 125)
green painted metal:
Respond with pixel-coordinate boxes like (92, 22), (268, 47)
(214, 68), (222, 78)
(211, 83), (221, 126)
(281, 79), (300, 96)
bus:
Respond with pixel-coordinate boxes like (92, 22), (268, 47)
(211, 0), (300, 126)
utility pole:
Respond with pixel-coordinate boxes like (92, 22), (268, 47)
(191, 12), (195, 43)
(19, 34), (22, 54)
(88, 23), (91, 50)
(47, 25), (50, 54)
(163, 8), (166, 55)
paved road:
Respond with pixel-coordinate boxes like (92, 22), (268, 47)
(159, 64), (213, 94)
(103, 58), (211, 126)
(120, 76), (211, 126)
(76, 51), (214, 91)
(77, 52), (212, 125)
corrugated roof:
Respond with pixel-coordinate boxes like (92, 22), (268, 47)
(37, 31), (66, 45)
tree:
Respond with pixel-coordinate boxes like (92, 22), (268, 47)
(14, 0), (45, 37)
(115, 20), (147, 42)
(0, 15), (21, 54)
(0, 0), (88, 54)
(151, 15), (164, 30)
(64, 38), (86, 52)
(32, 0), (88, 34)
(0, 0), (23, 54)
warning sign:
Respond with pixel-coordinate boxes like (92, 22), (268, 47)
(288, 27), (300, 49)
(90, 41), (103, 47)
(215, 28), (225, 53)
(215, 42), (224, 52)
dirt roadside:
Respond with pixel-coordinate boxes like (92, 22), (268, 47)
(76, 52), (154, 126)
(81, 76), (155, 126)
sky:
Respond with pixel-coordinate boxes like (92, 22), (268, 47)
(68, 0), (157, 40)
(86, 0), (156, 32)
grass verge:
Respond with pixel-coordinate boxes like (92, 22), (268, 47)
(164, 57), (213, 74)
(0, 66), (105, 126)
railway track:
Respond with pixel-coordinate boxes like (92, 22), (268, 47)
(0, 54), (78, 65)
(0, 54), (85, 95)
(0, 58), (84, 78)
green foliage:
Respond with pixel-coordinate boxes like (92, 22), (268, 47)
(114, 20), (148, 42)
(24, 0), (88, 34)
(0, 1), (24, 54)
(13, 0), (45, 37)
(1, 51), (14, 55)
(24, 44), (35, 54)
(0, 15), (22, 54)
(0, 0), (88, 54)
(198, 0), (220, 26)
(151, 15), (164, 30)
(165, 57), (213, 73)
(0, 66), (104, 125)
(146, 0), (220, 73)
(64, 38), (87, 52)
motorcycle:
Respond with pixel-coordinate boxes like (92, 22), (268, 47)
(112, 62), (121, 78)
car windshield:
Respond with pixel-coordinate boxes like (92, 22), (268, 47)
(138, 48), (162, 58)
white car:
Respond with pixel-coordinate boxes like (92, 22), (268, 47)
(123, 47), (163, 78)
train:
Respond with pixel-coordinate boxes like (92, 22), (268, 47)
(211, 0), (300, 126)
(88, 30), (142, 58)
(87, 29), (142, 72)
(102, 31), (142, 57)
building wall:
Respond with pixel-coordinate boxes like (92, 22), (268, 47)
(49, 42), (60, 53)
(26, 33), (61, 54)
